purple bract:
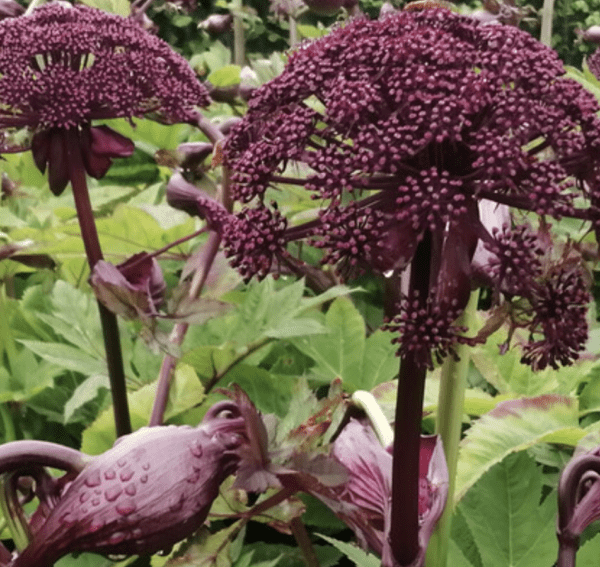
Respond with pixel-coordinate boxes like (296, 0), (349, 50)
(9, 410), (245, 567)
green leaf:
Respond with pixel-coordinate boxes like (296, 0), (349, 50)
(63, 374), (109, 424)
(164, 522), (244, 567)
(81, 384), (157, 454)
(292, 297), (366, 390)
(79, 0), (130, 15)
(448, 540), (475, 567)
(18, 341), (106, 376)
(456, 395), (578, 500)
(577, 532), (600, 567)
(0, 208), (26, 228)
(181, 343), (238, 385)
(164, 363), (206, 420)
(316, 534), (380, 567)
(458, 452), (557, 567)
(208, 65), (242, 87)
(222, 364), (293, 417)
(361, 330), (399, 389)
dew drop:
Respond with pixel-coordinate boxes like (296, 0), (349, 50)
(187, 470), (201, 483)
(60, 512), (72, 524)
(92, 498), (101, 507)
(119, 467), (134, 482)
(142, 462), (150, 471)
(108, 531), (126, 545)
(168, 494), (185, 512)
(117, 458), (127, 468)
(140, 474), (148, 484)
(89, 519), (105, 533)
(104, 469), (116, 480)
(189, 440), (203, 458)
(84, 470), (102, 488)
(125, 483), (137, 496)
(132, 528), (143, 539)
(80, 492), (90, 504)
(116, 499), (136, 516)
(104, 486), (123, 502)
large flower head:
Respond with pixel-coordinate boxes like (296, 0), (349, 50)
(222, 7), (600, 370)
(0, 3), (210, 193)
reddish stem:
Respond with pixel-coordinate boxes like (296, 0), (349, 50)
(389, 232), (432, 566)
(65, 128), (131, 437)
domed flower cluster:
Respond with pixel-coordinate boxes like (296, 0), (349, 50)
(0, 3), (209, 194)
(222, 7), (600, 370)
(0, 3), (208, 133)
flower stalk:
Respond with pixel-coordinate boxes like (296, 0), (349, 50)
(427, 291), (478, 567)
(390, 232), (433, 566)
(65, 128), (131, 437)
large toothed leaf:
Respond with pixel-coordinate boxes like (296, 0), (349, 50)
(455, 395), (578, 500)
(316, 534), (380, 567)
(458, 452), (557, 567)
(163, 521), (245, 567)
(292, 297), (366, 389)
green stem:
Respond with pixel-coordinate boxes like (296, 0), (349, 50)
(64, 128), (131, 437)
(233, 0), (245, 66)
(289, 14), (299, 47)
(0, 285), (18, 375)
(0, 405), (15, 443)
(426, 291), (478, 567)
(540, 0), (555, 46)
(24, 0), (45, 15)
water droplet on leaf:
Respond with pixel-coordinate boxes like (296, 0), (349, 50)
(189, 440), (203, 458)
(84, 471), (102, 488)
(108, 531), (126, 545)
(116, 499), (136, 516)
(125, 483), (136, 496)
(119, 467), (134, 482)
(104, 486), (123, 502)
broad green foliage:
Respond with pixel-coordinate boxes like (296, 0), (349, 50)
(458, 452), (558, 567)
(456, 395), (579, 500)
(1, 1), (600, 566)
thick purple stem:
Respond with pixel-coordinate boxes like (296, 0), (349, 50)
(0, 440), (89, 474)
(389, 233), (432, 566)
(65, 128), (131, 437)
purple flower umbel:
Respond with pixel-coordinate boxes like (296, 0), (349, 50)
(222, 7), (600, 371)
(0, 2), (209, 195)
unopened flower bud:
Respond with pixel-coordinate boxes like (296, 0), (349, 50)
(0, 0), (24, 20)
(10, 409), (246, 567)
(577, 25), (600, 44)
(199, 13), (233, 35)
(90, 253), (166, 319)
(177, 142), (213, 170)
